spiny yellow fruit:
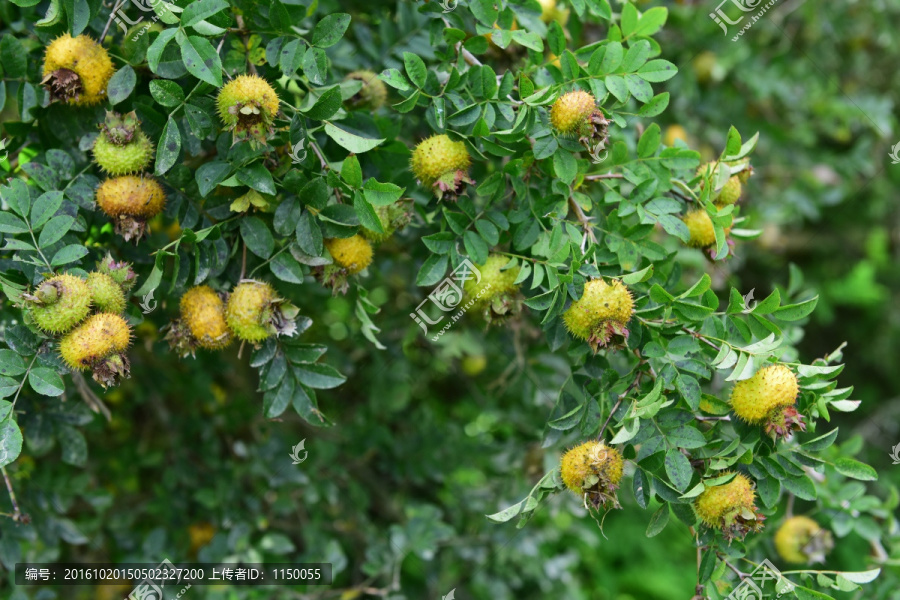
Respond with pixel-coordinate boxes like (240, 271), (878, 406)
(410, 134), (472, 189)
(95, 175), (166, 241)
(774, 516), (833, 564)
(730, 364), (799, 423)
(344, 70), (388, 110)
(325, 235), (373, 275)
(92, 112), (154, 176)
(730, 364), (805, 439)
(539, 0), (570, 25)
(563, 278), (633, 351)
(716, 175), (743, 206)
(463, 254), (522, 321)
(42, 34), (114, 105)
(550, 90), (597, 135)
(216, 75), (280, 146)
(59, 313), (132, 387)
(694, 473), (763, 540)
(180, 286), (232, 350)
(560, 441), (624, 510)
(683, 209), (717, 248)
(27, 274), (91, 334)
(86, 272), (127, 314)
(225, 280), (299, 342)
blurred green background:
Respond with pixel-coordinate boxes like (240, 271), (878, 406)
(1, 0), (899, 599)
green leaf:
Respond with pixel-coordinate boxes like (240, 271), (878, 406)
(181, 35), (223, 86)
(155, 116), (181, 175)
(107, 65), (136, 105)
(240, 217), (275, 259)
(833, 457), (878, 481)
(0, 350), (26, 377)
(28, 367), (65, 396)
(665, 449), (693, 492)
(552, 150), (577, 185)
(302, 47), (328, 84)
(324, 123), (385, 154)
(237, 162), (276, 195)
(293, 363), (346, 389)
(181, 0), (228, 27)
(0, 212), (29, 235)
(38, 215), (74, 246)
(304, 86), (343, 121)
(800, 428), (839, 452)
(416, 254), (449, 287)
(637, 123), (661, 158)
(403, 52), (427, 89)
(646, 504), (670, 537)
(633, 6), (668, 36)
(0, 418), (23, 468)
(50, 244), (89, 266)
(341, 155), (363, 188)
(149, 79), (185, 107)
(312, 13), (351, 48)
(773, 296), (818, 321)
(148, 29), (178, 73)
(64, 0), (90, 36)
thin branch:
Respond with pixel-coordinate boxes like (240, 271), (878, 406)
(101, 0), (130, 43)
(568, 196), (598, 248)
(1, 466), (26, 523)
(584, 173), (624, 181)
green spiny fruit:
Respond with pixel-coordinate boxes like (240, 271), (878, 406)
(550, 90), (597, 135)
(225, 280), (299, 343)
(775, 516), (833, 564)
(86, 272), (127, 314)
(683, 209), (717, 248)
(344, 70), (388, 110)
(59, 313), (132, 387)
(560, 441), (624, 510)
(361, 203), (411, 244)
(463, 254), (522, 322)
(716, 175), (742, 206)
(410, 134), (472, 200)
(92, 111), (154, 175)
(27, 274), (91, 334)
(730, 364), (805, 440)
(694, 473), (764, 541)
(216, 74), (280, 147)
(562, 278), (633, 351)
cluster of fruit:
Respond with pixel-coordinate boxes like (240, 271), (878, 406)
(23, 258), (136, 387)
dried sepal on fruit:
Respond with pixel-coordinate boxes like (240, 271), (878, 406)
(410, 134), (473, 201)
(92, 111), (154, 176)
(560, 441), (624, 511)
(166, 285), (232, 357)
(694, 472), (765, 542)
(729, 363), (805, 441)
(462, 254), (523, 324)
(24, 274), (92, 334)
(59, 313), (132, 388)
(96, 254), (138, 293)
(42, 34), (114, 105)
(95, 175), (167, 242)
(216, 75), (280, 147)
(563, 278), (634, 351)
(225, 280), (298, 343)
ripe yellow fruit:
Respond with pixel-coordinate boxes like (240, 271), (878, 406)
(463, 254), (522, 320)
(460, 354), (487, 376)
(694, 473), (763, 540)
(550, 90), (598, 135)
(226, 281), (276, 342)
(96, 175), (167, 241)
(59, 313), (132, 387)
(774, 516), (833, 564)
(344, 70), (388, 110)
(28, 274), (92, 334)
(410, 134), (471, 188)
(560, 441), (624, 510)
(325, 235), (373, 275)
(730, 364), (799, 424)
(180, 286), (232, 350)
(216, 75), (280, 146)
(563, 279), (633, 351)
(730, 364), (805, 439)
(86, 272), (127, 314)
(42, 34), (114, 105)
(683, 209), (717, 248)
(539, 0), (570, 25)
